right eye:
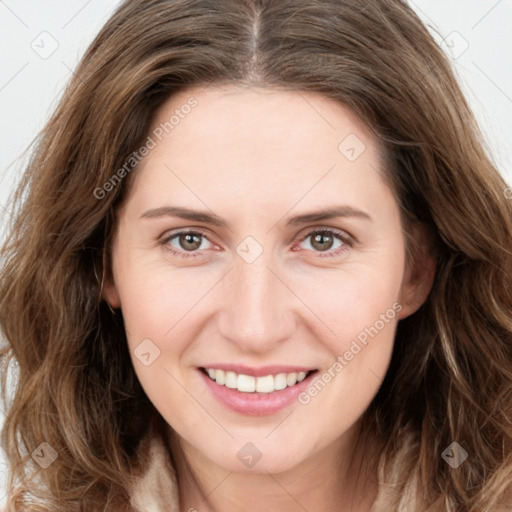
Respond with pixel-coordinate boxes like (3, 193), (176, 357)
(161, 230), (215, 258)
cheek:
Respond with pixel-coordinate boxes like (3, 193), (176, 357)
(294, 287), (400, 445)
(113, 263), (223, 415)
(290, 253), (404, 435)
(115, 258), (216, 348)
(289, 253), (405, 353)
(114, 266), (207, 425)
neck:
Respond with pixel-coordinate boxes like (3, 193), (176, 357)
(167, 420), (381, 512)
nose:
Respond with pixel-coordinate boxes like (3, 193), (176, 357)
(217, 253), (297, 354)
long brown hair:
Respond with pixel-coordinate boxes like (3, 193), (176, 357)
(1, 0), (512, 510)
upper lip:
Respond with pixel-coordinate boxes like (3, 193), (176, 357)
(200, 364), (316, 377)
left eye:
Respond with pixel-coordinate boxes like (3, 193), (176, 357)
(296, 229), (351, 257)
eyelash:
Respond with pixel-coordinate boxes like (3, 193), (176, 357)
(160, 228), (353, 259)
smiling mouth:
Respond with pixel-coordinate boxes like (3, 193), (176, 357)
(200, 367), (317, 393)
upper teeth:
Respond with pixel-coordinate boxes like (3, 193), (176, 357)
(206, 368), (308, 393)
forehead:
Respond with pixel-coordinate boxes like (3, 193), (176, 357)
(123, 85), (393, 220)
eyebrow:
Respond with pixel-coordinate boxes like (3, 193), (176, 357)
(140, 205), (372, 227)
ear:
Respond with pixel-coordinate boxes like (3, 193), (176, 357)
(101, 249), (121, 309)
(398, 222), (436, 320)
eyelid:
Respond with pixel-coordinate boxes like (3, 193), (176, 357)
(160, 225), (354, 244)
(296, 226), (354, 246)
(159, 227), (217, 249)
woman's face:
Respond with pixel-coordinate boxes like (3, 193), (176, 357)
(105, 85), (433, 474)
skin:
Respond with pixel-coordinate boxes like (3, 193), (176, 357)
(104, 84), (435, 512)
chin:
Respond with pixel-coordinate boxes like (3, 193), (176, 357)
(198, 435), (310, 475)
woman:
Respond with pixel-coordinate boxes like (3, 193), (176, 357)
(1, 0), (511, 510)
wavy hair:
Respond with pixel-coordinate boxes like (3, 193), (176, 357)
(1, 0), (511, 510)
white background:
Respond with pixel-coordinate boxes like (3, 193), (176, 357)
(0, 0), (511, 505)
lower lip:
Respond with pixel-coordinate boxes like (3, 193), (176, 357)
(199, 369), (317, 416)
